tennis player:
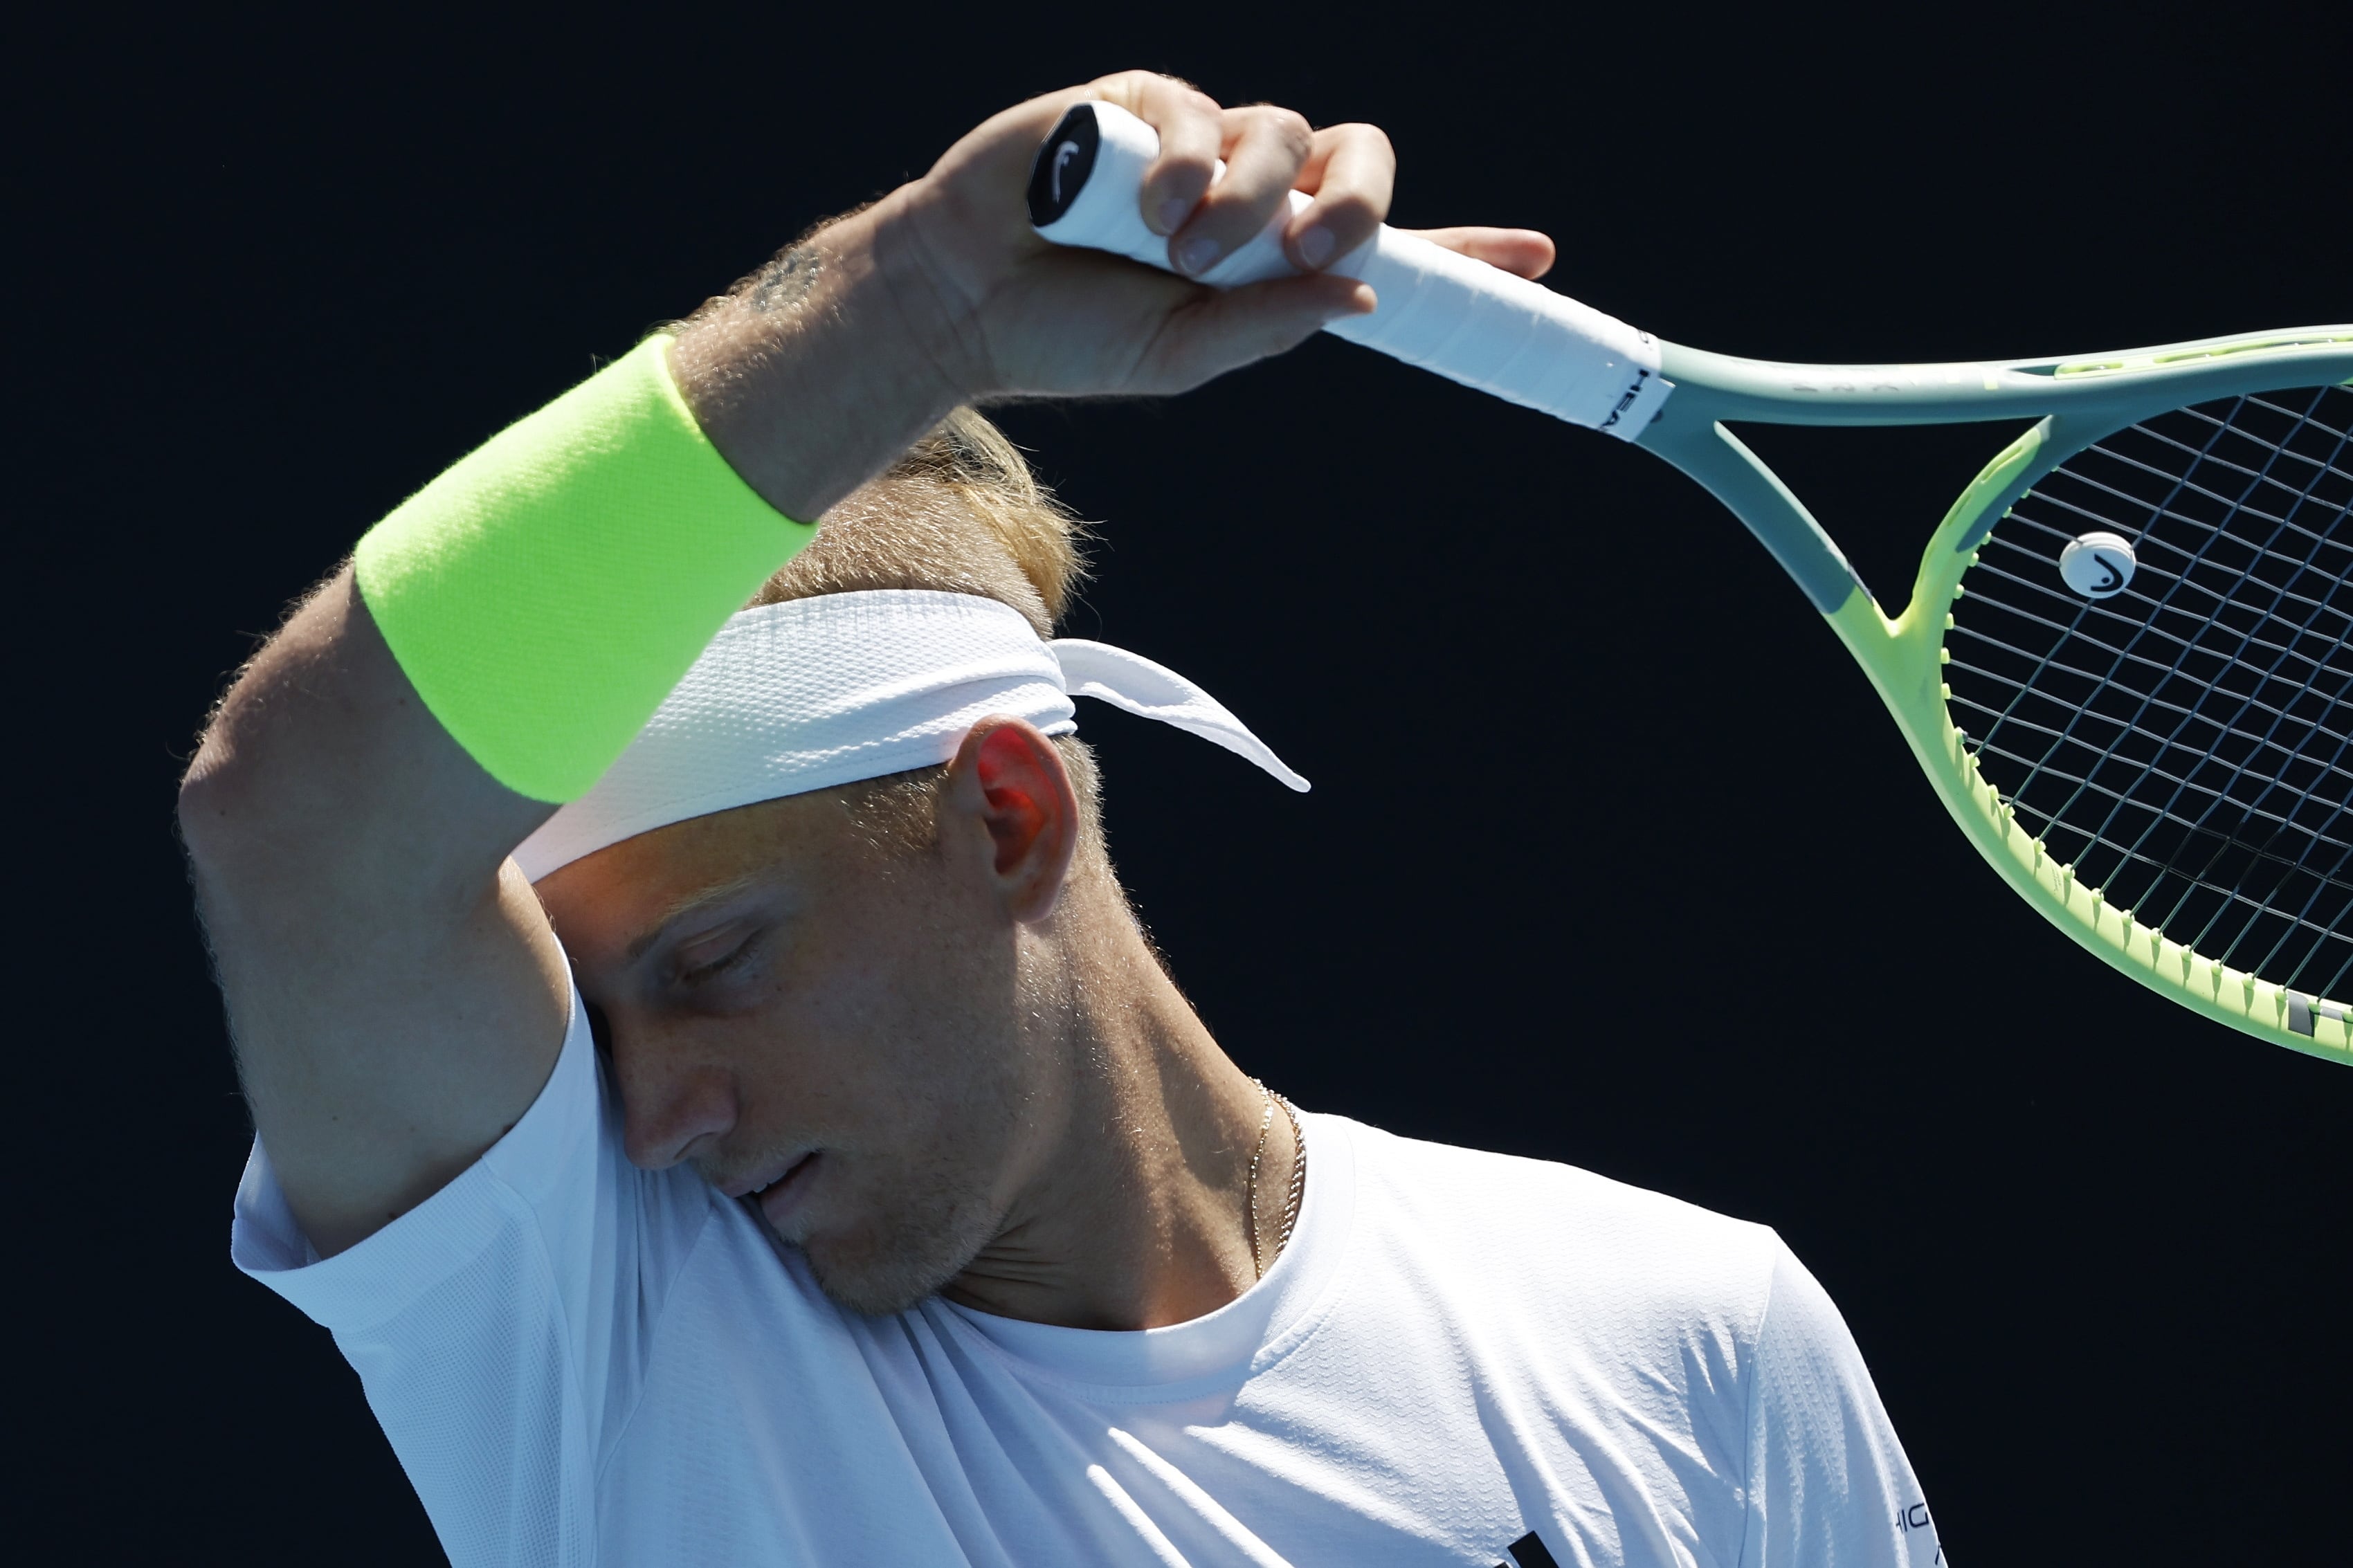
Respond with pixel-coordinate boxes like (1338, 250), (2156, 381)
(183, 73), (1945, 1567)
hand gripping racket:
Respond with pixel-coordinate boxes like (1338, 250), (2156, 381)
(1030, 100), (2353, 1063)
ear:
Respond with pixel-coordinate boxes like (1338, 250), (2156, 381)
(939, 716), (1080, 924)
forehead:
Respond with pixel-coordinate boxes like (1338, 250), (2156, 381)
(531, 793), (861, 948)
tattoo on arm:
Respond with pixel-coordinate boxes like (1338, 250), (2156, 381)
(747, 246), (821, 313)
(680, 204), (874, 329)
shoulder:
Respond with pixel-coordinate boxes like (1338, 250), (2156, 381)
(1320, 1115), (1787, 1342)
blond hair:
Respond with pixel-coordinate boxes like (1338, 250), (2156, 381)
(748, 409), (1086, 630)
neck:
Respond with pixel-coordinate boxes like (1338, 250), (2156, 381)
(940, 870), (1300, 1331)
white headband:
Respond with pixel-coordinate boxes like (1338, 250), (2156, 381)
(513, 590), (1309, 879)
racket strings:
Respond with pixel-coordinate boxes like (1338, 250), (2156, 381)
(1954, 578), (2353, 756)
(1943, 383), (2353, 1003)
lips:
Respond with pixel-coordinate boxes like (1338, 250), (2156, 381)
(716, 1148), (812, 1201)
(754, 1151), (821, 1229)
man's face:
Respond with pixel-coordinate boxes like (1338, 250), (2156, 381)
(534, 785), (1065, 1315)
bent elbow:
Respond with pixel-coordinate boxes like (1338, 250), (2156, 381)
(176, 729), (273, 878)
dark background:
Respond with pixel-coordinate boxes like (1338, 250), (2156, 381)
(19, 3), (2349, 1562)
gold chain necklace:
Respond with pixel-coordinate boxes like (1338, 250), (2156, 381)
(1245, 1079), (1307, 1280)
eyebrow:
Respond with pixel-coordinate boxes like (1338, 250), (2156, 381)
(623, 873), (765, 963)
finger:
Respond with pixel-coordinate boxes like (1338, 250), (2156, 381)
(1405, 226), (1556, 281)
(1089, 71), (1225, 239)
(1165, 103), (1314, 278)
(1139, 272), (1374, 392)
(1284, 123), (1394, 271)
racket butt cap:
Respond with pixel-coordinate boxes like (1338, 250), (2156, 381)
(1027, 103), (1100, 229)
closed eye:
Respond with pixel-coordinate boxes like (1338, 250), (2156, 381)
(669, 927), (763, 989)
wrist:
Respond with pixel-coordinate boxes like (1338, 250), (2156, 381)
(669, 194), (970, 521)
(864, 176), (1007, 404)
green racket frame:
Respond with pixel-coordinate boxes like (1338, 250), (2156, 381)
(1629, 329), (2353, 1064)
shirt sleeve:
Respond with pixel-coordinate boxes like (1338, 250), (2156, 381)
(229, 977), (714, 1568)
(1739, 1243), (1946, 1568)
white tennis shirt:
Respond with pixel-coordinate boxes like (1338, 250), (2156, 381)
(233, 987), (1945, 1567)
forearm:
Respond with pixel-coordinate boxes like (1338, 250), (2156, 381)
(180, 194), (971, 900)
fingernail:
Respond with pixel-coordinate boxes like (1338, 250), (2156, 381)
(1175, 236), (1221, 275)
(1154, 197), (1190, 234)
(1296, 225), (1336, 267)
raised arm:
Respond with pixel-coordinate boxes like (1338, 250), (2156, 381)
(179, 72), (1538, 1257)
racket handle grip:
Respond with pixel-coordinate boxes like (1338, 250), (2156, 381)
(1028, 101), (1672, 439)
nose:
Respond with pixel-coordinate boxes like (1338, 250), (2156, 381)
(617, 1052), (741, 1171)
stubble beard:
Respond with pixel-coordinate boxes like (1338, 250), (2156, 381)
(788, 1150), (1011, 1318)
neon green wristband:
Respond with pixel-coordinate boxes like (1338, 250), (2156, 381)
(354, 335), (814, 803)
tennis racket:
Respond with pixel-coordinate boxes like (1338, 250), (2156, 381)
(1030, 101), (2353, 1064)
